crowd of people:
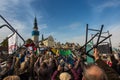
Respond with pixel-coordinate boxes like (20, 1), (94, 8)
(0, 47), (120, 80)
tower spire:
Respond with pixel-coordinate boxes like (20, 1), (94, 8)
(32, 16), (39, 46)
(34, 16), (38, 29)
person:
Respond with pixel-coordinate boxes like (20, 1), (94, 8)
(82, 64), (108, 80)
(13, 55), (30, 80)
(51, 64), (79, 80)
(117, 59), (120, 75)
(34, 56), (53, 80)
(93, 48), (120, 80)
(0, 60), (14, 80)
(3, 75), (20, 80)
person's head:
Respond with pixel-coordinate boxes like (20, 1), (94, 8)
(6, 61), (12, 68)
(82, 64), (108, 80)
(59, 72), (71, 80)
(40, 62), (48, 69)
(3, 75), (20, 80)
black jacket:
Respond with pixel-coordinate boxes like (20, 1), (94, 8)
(96, 59), (120, 80)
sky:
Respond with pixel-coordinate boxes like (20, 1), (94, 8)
(0, 0), (120, 48)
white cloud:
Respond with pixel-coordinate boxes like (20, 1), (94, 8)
(64, 35), (85, 46)
(61, 23), (120, 48)
(0, 18), (31, 44)
(0, 0), (45, 44)
(44, 32), (55, 38)
(90, 0), (120, 12)
(68, 22), (81, 30)
(39, 24), (48, 30)
(0, 27), (12, 40)
(108, 24), (120, 48)
(58, 22), (81, 30)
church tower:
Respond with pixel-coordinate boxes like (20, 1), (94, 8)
(32, 17), (39, 46)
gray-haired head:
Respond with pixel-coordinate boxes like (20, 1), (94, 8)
(82, 64), (108, 80)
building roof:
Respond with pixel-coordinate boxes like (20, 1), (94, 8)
(39, 35), (54, 42)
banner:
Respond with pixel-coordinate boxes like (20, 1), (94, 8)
(98, 44), (110, 54)
(8, 33), (17, 54)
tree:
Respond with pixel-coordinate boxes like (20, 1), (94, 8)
(0, 37), (8, 47)
(25, 38), (34, 44)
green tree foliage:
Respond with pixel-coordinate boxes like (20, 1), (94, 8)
(0, 37), (8, 47)
(25, 38), (33, 44)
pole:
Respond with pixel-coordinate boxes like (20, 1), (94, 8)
(0, 15), (25, 44)
(80, 32), (98, 50)
(88, 29), (100, 32)
(86, 34), (112, 58)
(85, 24), (88, 53)
(0, 24), (14, 32)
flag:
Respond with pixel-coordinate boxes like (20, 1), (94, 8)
(86, 41), (94, 63)
(51, 48), (59, 56)
(8, 33), (17, 54)
(51, 48), (57, 54)
(59, 49), (72, 56)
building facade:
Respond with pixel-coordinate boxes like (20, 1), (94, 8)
(39, 35), (55, 47)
